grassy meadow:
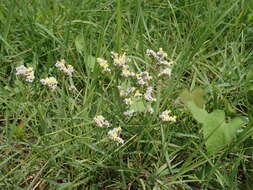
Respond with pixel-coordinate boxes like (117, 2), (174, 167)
(0, 0), (253, 189)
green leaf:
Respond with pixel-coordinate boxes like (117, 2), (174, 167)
(75, 35), (86, 54)
(130, 100), (146, 112)
(180, 88), (205, 108)
(187, 101), (243, 153)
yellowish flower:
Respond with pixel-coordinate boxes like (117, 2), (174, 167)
(55, 59), (74, 76)
(134, 90), (142, 97)
(159, 110), (176, 122)
(108, 127), (124, 144)
(94, 115), (110, 127)
(40, 77), (58, 90)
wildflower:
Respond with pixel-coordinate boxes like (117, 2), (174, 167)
(158, 68), (172, 77)
(55, 59), (74, 76)
(40, 77), (58, 90)
(124, 98), (133, 105)
(117, 86), (135, 97)
(146, 49), (159, 59)
(93, 115), (110, 127)
(97, 58), (111, 72)
(157, 48), (168, 59)
(68, 85), (77, 92)
(108, 127), (124, 144)
(123, 109), (135, 117)
(147, 106), (154, 114)
(111, 52), (129, 67)
(134, 90), (142, 97)
(15, 65), (35, 82)
(159, 110), (176, 122)
(158, 60), (171, 66)
(144, 87), (156, 102)
(121, 65), (135, 77)
(136, 72), (152, 86)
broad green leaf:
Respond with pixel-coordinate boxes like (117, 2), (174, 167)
(75, 35), (86, 54)
(187, 101), (208, 124)
(180, 88), (205, 108)
(187, 101), (243, 153)
(130, 100), (146, 112)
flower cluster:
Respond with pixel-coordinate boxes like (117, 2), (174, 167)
(96, 48), (177, 144)
(15, 59), (76, 91)
(93, 115), (110, 127)
(55, 59), (74, 76)
(159, 110), (177, 122)
(136, 71), (152, 86)
(108, 127), (124, 144)
(111, 52), (130, 67)
(40, 77), (58, 90)
(146, 48), (174, 77)
(97, 58), (111, 72)
(93, 115), (124, 144)
(144, 87), (156, 102)
(15, 65), (35, 82)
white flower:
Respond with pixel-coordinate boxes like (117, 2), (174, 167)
(108, 127), (124, 144)
(97, 58), (111, 72)
(159, 110), (176, 122)
(158, 68), (172, 77)
(144, 87), (156, 102)
(55, 59), (74, 76)
(147, 106), (154, 114)
(121, 66), (135, 77)
(15, 65), (35, 82)
(111, 52), (130, 67)
(117, 86), (135, 97)
(157, 48), (168, 59)
(93, 115), (110, 127)
(123, 110), (135, 117)
(146, 49), (159, 59)
(124, 98), (133, 105)
(136, 72), (152, 86)
(158, 60), (171, 66)
(40, 77), (58, 90)
(68, 85), (77, 92)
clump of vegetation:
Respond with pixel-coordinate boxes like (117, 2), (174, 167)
(0, 0), (253, 189)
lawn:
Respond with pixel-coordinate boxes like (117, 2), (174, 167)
(0, 0), (253, 189)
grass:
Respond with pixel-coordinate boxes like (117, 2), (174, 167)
(0, 0), (253, 189)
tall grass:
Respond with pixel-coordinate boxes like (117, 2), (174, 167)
(0, 0), (253, 189)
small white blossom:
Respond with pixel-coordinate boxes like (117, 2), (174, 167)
(40, 77), (58, 90)
(15, 65), (35, 82)
(69, 85), (77, 92)
(55, 59), (74, 76)
(159, 110), (176, 122)
(144, 87), (156, 102)
(121, 65), (135, 77)
(158, 60), (171, 66)
(123, 109), (135, 117)
(117, 86), (135, 97)
(147, 106), (154, 114)
(158, 68), (172, 77)
(136, 72), (152, 86)
(97, 58), (111, 72)
(111, 52), (130, 67)
(157, 48), (168, 59)
(108, 127), (124, 144)
(146, 49), (159, 59)
(93, 115), (110, 127)
(124, 98), (133, 105)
